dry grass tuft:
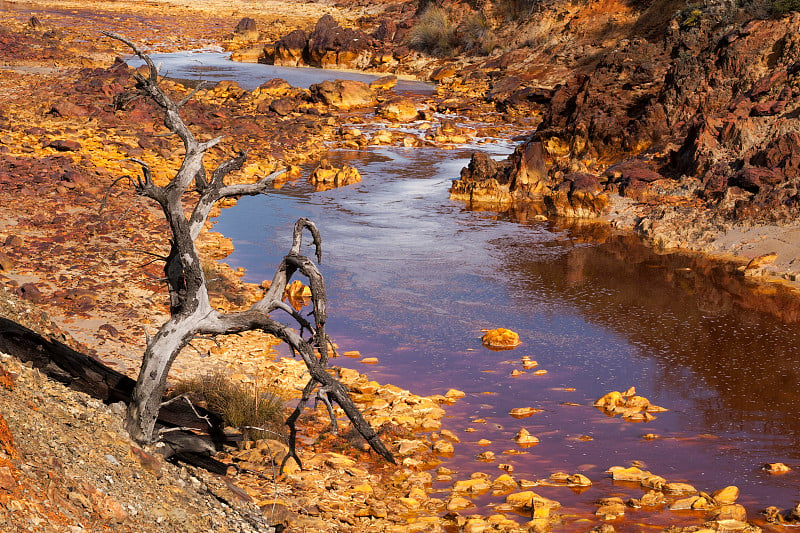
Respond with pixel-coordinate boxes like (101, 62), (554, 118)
(171, 371), (288, 441)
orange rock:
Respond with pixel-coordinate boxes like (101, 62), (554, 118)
(0, 414), (20, 460)
(481, 328), (521, 350)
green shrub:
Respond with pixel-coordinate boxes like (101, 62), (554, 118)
(407, 5), (459, 55)
(170, 371), (287, 441)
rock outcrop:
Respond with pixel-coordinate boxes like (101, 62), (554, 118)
(263, 15), (376, 70)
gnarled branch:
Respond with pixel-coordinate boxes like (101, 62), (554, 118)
(104, 32), (395, 469)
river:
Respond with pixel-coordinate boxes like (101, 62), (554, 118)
(150, 53), (800, 529)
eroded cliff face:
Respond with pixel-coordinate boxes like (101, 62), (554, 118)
(449, 1), (800, 227)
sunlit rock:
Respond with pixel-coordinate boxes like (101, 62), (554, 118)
(594, 387), (666, 421)
(309, 160), (361, 190)
(376, 96), (420, 123)
(567, 474), (592, 487)
(664, 482), (697, 494)
(477, 451), (495, 462)
(452, 477), (491, 495)
(607, 466), (651, 482)
(505, 491), (560, 513)
(513, 429), (540, 447)
(715, 504), (748, 522)
(446, 496), (474, 511)
(509, 407), (542, 419)
(463, 518), (488, 533)
(481, 328), (520, 350)
(369, 75), (397, 91)
(493, 473), (518, 492)
(596, 497), (626, 519)
(445, 389), (466, 400)
(439, 429), (460, 443)
(640, 474), (667, 490)
(432, 440), (454, 456)
(764, 462), (791, 474)
(628, 490), (666, 508)
(310, 79), (376, 110)
(713, 486), (740, 505)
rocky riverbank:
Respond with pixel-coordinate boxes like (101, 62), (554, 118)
(1, 0), (800, 531)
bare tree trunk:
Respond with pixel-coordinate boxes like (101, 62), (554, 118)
(104, 32), (395, 466)
(124, 315), (196, 443)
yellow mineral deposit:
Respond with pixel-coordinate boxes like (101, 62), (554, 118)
(764, 462), (791, 473)
(360, 357), (379, 364)
(445, 388), (466, 400)
(513, 428), (540, 447)
(432, 440), (454, 456)
(594, 386), (667, 421)
(452, 477), (491, 495)
(342, 350), (361, 358)
(521, 356), (538, 369)
(283, 279), (311, 310)
(712, 486), (740, 505)
(477, 439), (492, 446)
(439, 429), (460, 443)
(481, 328), (521, 350)
(477, 450), (496, 462)
(509, 407), (542, 419)
(446, 496), (474, 512)
(491, 474), (518, 497)
(505, 491), (561, 514)
(607, 465), (651, 482)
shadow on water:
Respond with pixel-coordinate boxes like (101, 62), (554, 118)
(214, 145), (800, 523)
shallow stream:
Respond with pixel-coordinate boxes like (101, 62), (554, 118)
(147, 51), (800, 529)
(215, 145), (800, 529)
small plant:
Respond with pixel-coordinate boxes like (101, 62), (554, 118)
(170, 371), (288, 441)
(407, 5), (459, 56)
(770, 0), (800, 13)
(460, 12), (499, 56)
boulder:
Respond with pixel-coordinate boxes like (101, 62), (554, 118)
(233, 17), (259, 41)
(376, 96), (419, 122)
(49, 101), (89, 118)
(273, 29), (307, 67)
(369, 75), (397, 91)
(310, 79), (376, 109)
(269, 97), (297, 116)
(309, 160), (361, 190)
(545, 172), (609, 218)
(252, 78), (293, 103)
(507, 141), (550, 196)
(306, 15), (372, 70)
(450, 151), (513, 207)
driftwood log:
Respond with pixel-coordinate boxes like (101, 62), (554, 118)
(102, 32), (394, 468)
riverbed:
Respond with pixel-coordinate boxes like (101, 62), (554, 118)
(213, 143), (800, 528)
(134, 50), (800, 528)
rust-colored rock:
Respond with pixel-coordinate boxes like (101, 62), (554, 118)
(376, 96), (420, 122)
(310, 79), (376, 110)
(481, 328), (520, 350)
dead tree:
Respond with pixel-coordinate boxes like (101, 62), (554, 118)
(103, 32), (394, 467)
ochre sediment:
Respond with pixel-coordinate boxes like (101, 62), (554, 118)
(1, 0), (799, 531)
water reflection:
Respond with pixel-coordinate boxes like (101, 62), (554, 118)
(214, 145), (800, 517)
